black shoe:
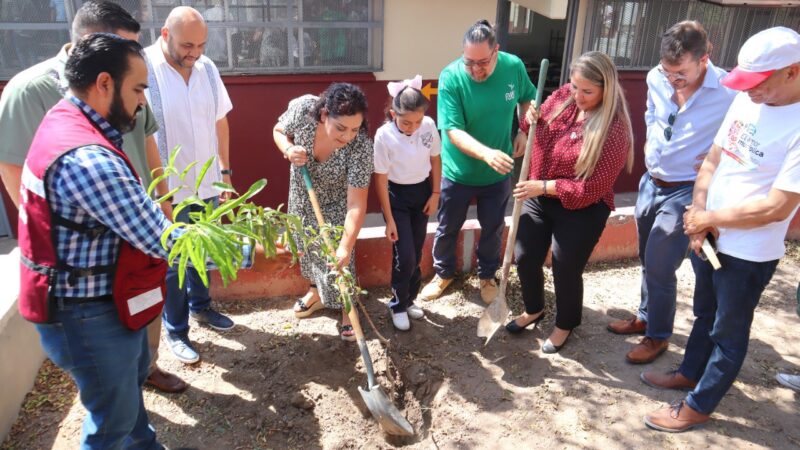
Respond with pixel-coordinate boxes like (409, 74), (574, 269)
(542, 331), (571, 354)
(505, 312), (544, 334)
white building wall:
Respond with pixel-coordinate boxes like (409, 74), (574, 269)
(378, 0), (497, 81)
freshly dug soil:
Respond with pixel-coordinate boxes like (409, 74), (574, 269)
(3, 254), (800, 450)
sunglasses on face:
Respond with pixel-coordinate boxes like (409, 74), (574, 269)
(664, 111), (677, 141)
(463, 49), (496, 68)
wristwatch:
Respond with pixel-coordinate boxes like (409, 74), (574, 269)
(221, 169), (233, 175)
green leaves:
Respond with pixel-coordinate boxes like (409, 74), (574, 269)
(153, 147), (361, 310)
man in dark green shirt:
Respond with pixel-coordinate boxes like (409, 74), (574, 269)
(420, 20), (536, 304)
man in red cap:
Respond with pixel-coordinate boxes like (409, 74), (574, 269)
(642, 26), (800, 432)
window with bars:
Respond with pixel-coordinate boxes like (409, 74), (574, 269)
(582, 0), (800, 70)
(0, 0), (383, 80)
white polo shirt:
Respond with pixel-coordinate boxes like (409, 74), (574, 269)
(373, 116), (441, 184)
(708, 93), (800, 262)
(144, 39), (233, 203)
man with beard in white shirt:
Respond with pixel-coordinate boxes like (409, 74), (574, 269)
(145, 6), (235, 365)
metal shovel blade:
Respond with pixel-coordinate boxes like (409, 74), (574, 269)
(477, 294), (509, 342)
(358, 385), (414, 436)
(355, 338), (414, 436)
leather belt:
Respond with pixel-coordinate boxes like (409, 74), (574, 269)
(651, 177), (693, 188)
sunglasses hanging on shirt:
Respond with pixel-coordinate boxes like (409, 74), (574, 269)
(664, 111), (678, 141)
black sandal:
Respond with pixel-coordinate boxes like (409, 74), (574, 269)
(294, 298), (323, 318)
(339, 324), (356, 342)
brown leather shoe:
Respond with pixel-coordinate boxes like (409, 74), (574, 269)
(626, 337), (668, 364)
(145, 366), (188, 393)
(640, 370), (697, 390)
(644, 400), (710, 432)
(607, 317), (646, 335)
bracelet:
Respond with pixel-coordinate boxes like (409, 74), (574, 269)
(283, 144), (297, 158)
(220, 169), (233, 176)
(432, 191), (440, 194)
(542, 180), (548, 196)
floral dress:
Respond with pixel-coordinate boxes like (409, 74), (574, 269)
(278, 95), (374, 308)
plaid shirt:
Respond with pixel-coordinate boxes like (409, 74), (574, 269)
(47, 97), (179, 297)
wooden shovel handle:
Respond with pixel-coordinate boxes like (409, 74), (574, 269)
(300, 166), (366, 340)
(498, 59), (550, 294)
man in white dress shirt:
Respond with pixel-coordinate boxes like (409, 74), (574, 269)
(607, 21), (736, 364)
(145, 6), (234, 364)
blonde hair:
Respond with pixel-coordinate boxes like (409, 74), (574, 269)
(548, 51), (634, 179)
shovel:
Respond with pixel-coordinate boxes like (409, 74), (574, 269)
(477, 59), (549, 343)
(300, 166), (414, 436)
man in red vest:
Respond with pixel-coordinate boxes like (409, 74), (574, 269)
(18, 33), (200, 449)
(0, 0), (186, 394)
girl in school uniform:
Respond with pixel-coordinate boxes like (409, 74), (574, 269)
(373, 75), (442, 330)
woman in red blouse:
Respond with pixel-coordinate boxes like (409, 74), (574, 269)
(505, 51), (634, 353)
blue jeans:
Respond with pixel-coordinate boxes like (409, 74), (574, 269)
(387, 179), (431, 312)
(635, 173), (694, 340)
(679, 253), (778, 415)
(163, 197), (217, 337)
(36, 300), (162, 450)
(432, 177), (511, 279)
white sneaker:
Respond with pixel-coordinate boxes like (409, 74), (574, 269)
(776, 373), (800, 392)
(391, 311), (410, 331)
(407, 304), (425, 320)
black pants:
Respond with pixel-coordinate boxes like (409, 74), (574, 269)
(388, 179), (431, 312)
(514, 197), (610, 330)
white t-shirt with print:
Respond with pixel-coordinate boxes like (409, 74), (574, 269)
(707, 92), (800, 262)
(373, 116), (441, 184)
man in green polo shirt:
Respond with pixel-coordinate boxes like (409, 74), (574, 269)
(420, 19), (536, 303)
(0, 0), (186, 394)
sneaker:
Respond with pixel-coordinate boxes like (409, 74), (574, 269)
(190, 307), (234, 331)
(166, 334), (200, 364)
(407, 304), (425, 320)
(776, 373), (800, 392)
(391, 310), (411, 331)
(480, 278), (499, 304)
(419, 275), (453, 301)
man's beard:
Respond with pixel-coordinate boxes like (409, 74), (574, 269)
(106, 87), (139, 134)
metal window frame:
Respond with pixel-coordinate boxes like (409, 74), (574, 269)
(582, 0), (800, 71)
(138, 0), (384, 75)
(0, 0), (384, 80)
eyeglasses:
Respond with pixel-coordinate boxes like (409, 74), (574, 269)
(463, 49), (496, 68)
(657, 66), (688, 82)
(664, 111), (677, 141)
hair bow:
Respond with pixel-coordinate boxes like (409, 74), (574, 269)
(387, 75), (423, 97)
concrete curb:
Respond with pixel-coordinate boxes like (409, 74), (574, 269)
(210, 206), (640, 301)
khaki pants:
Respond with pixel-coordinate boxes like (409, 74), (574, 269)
(146, 315), (162, 375)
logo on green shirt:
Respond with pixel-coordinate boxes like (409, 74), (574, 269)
(505, 83), (516, 102)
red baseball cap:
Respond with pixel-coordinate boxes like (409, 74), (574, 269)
(722, 27), (800, 91)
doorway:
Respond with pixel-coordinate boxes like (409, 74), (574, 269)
(497, 1), (569, 99)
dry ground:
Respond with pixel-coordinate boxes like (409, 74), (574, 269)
(3, 246), (800, 450)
